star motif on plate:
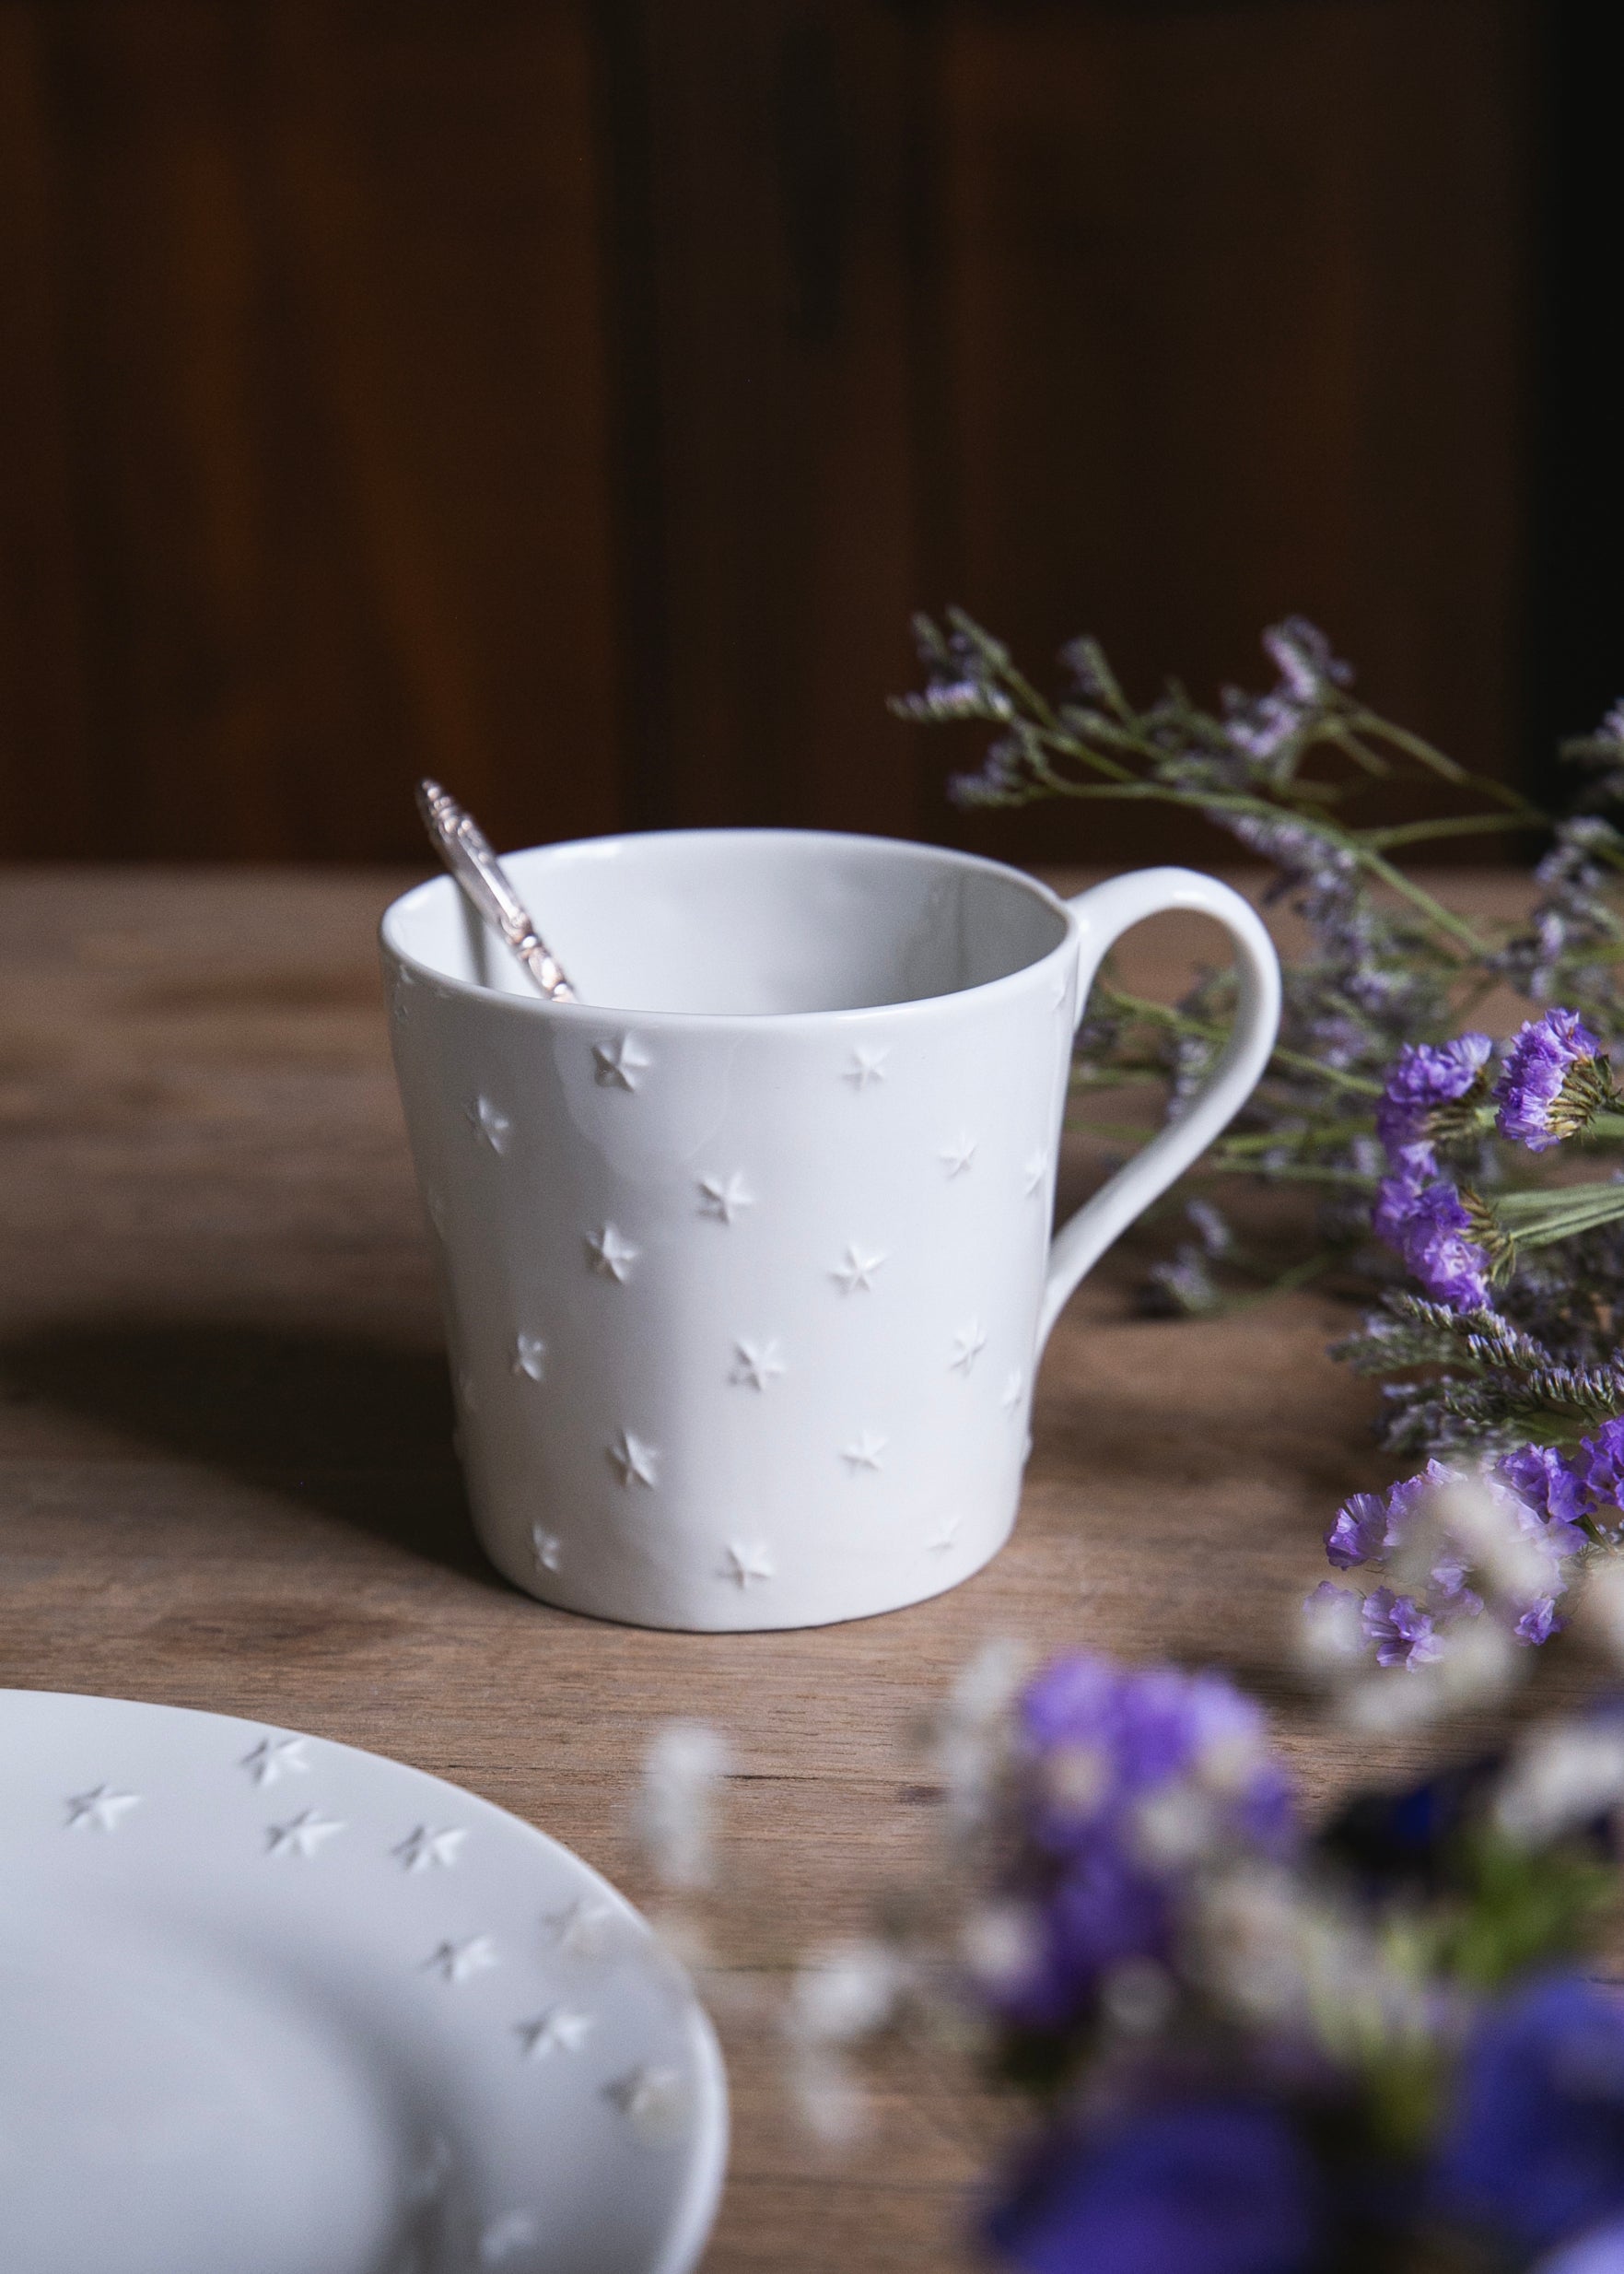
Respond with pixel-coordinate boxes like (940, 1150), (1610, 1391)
(605, 2065), (688, 2143)
(425, 1933), (498, 1984)
(723, 1541), (774, 1588)
(928, 1512), (963, 1553)
(515, 2006), (595, 2061)
(950, 1319), (987, 1375)
(466, 1095), (512, 1155)
(697, 1170), (753, 1224)
(1000, 1367), (1025, 1415)
(1022, 1151), (1048, 1199)
(478, 2211), (539, 2265)
(547, 1897), (617, 1958)
(395, 1824), (467, 1873)
(830, 1243), (885, 1295)
(531, 1525), (563, 1574)
(593, 1033), (649, 1091)
(586, 1224), (638, 1282)
(265, 1809), (345, 1859)
(240, 1735), (311, 1788)
(843, 1046), (887, 1090)
(730, 1337), (785, 1391)
(64, 1784), (141, 1833)
(608, 1430), (659, 1488)
(940, 1133), (977, 1178)
(841, 1429), (886, 1473)
(511, 1333), (547, 1383)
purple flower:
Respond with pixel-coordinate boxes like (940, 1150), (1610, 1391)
(1326, 1493), (1386, 1569)
(1496, 1444), (1588, 1556)
(1434, 1974), (1624, 2254)
(1375, 1035), (1492, 1168)
(1496, 1009), (1606, 1151)
(987, 2098), (1321, 2274)
(1397, 1181), (1494, 1313)
(1361, 1588), (1443, 1670)
(1515, 1598), (1564, 1647)
(1582, 1419), (1624, 1530)
(1538, 2221), (1624, 2274)
(1373, 1163), (1430, 1248)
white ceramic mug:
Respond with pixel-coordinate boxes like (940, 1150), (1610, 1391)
(380, 831), (1279, 1632)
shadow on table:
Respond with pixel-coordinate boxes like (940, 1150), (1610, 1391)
(3, 1319), (498, 1586)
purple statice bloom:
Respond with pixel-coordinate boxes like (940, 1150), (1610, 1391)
(1398, 1181), (1494, 1313)
(1361, 1588), (1443, 1670)
(1515, 1598), (1564, 1647)
(1434, 1974), (1624, 2256)
(1539, 2221), (1624, 2274)
(1373, 1163), (1430, 1248)
(1326, 1492), (1386, 1570)
(1375, 1035), (1493, 1170)
(987, 2097), (1322, 2274)
(1581, 1418), (1624, 1531)
(1496, 1444), (1589, 1557)
(1495, 1009), (1604, 1152)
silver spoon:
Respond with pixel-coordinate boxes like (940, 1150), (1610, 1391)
(415, 779), (577, 1002)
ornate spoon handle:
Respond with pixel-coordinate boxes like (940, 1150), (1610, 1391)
(415, 779), (577, 1002)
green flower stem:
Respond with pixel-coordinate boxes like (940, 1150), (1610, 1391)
(1096, 986), (1387, 1097)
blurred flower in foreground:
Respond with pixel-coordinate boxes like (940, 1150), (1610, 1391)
(635, 1720), (731, 1889)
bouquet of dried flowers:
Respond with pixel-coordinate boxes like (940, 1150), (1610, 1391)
(899, 616), (1624, 1681)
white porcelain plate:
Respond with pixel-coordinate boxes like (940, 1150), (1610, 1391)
(0, 1690), (727, 2274)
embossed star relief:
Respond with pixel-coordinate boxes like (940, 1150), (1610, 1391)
(391, 975), (413, 1026)
(928, 1512), (963, 1554)
(425, 1934), (498, 1984)
(723, 1541), (774, 1588)
(531, 1525), (563, 1574)
(515, 2006), (595, 2061)
(266, 1810), (345, 1859)
(1022, 1151), (1048, 1200)
(843, 1046), (888, 1090)
(608, 1431), (659, 1488)
(697, 1170), (753, 1224)
(593, 1033), (650, 1091)
(241, 1735), (311, 1788)
(841, 1430), (886, 1473)
(479, 2211), (539, 2265)
(950, 1320), (988, 1375)
(586, 1224), (638, 1282)
(64, 1785), (141, 1833)
(511, 1333), (547, 1383)
(831, 1244), (886, 1295)
(395, 1825), (467, 1873)
(730, 1337), (785, 1391)
(547, 1897), (617, 1958)
(605, 2065), (689, 2144)
(1000, 1368), (1026, 1415)
(466, 1095), (512, 1154)
(940, 1133), (977, 1178)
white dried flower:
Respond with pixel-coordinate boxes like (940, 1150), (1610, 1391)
(960, 1902), (1041, 1999)
(1495, 1722), (1624, 1846)
(929, 1637), (1027, 1834)
(786, 1939), (904, 2048)
(1100, 1957), (1175, 2037)
(786, 2041), (869, 2149)
(1582, 1553), (1624, 1666)
(636, 1721), (731, 1890)
(1132, 1782), (1219, 1870)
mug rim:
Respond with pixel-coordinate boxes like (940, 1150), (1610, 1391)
(379, 825), (1079, 1029)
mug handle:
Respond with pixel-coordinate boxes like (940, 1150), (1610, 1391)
(1037, 867), (1282, 1352)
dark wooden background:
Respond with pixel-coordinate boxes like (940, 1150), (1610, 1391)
(0, 0), (1615, 868)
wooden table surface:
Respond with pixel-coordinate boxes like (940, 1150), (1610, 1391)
(0, 863), (1528, 2270)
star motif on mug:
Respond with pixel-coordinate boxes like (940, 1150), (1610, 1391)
(515, 2006), (595, 2061)
(391, 976), (413, 1026)
(586, 1224), (638, 1282)
(940, 1133), (977, 1178)
(841, 1429), (886, 1472)
(394, 1825), (467, 1873)
(466, 1094), (512, 1154)
(831, 1243), (886, 1294)
(1001, 1368), (1025, 1415)
(266, 1810), (345, 1859)
(593, 1033), (649, 1091)
(698, 1171), (754, 1224)
(723, 1541), (774, 1588)
(479, 2211), (539, 2265)
(425, 1933), (498, 1984)
(240, 1735), (310, 1788)
(950, 1319), (987, 1374)
(64, 1784), (141, 1832)
(608, 1430), (659, 1488)
(511, 1333), (547, 1382)
(531, 1524), (563, 1574)
(1022, 1151), (1048, 1199)
(730, 1338), (785, 1391)
(843, 1047), (888, 1089)
(928, 1512), (963, 1553)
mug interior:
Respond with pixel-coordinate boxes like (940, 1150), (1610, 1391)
(384, 829), (1068, 1015)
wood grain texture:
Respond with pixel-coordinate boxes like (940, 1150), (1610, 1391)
(0, 1), (1539, 868)
(0, 862), (1561, 2269)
